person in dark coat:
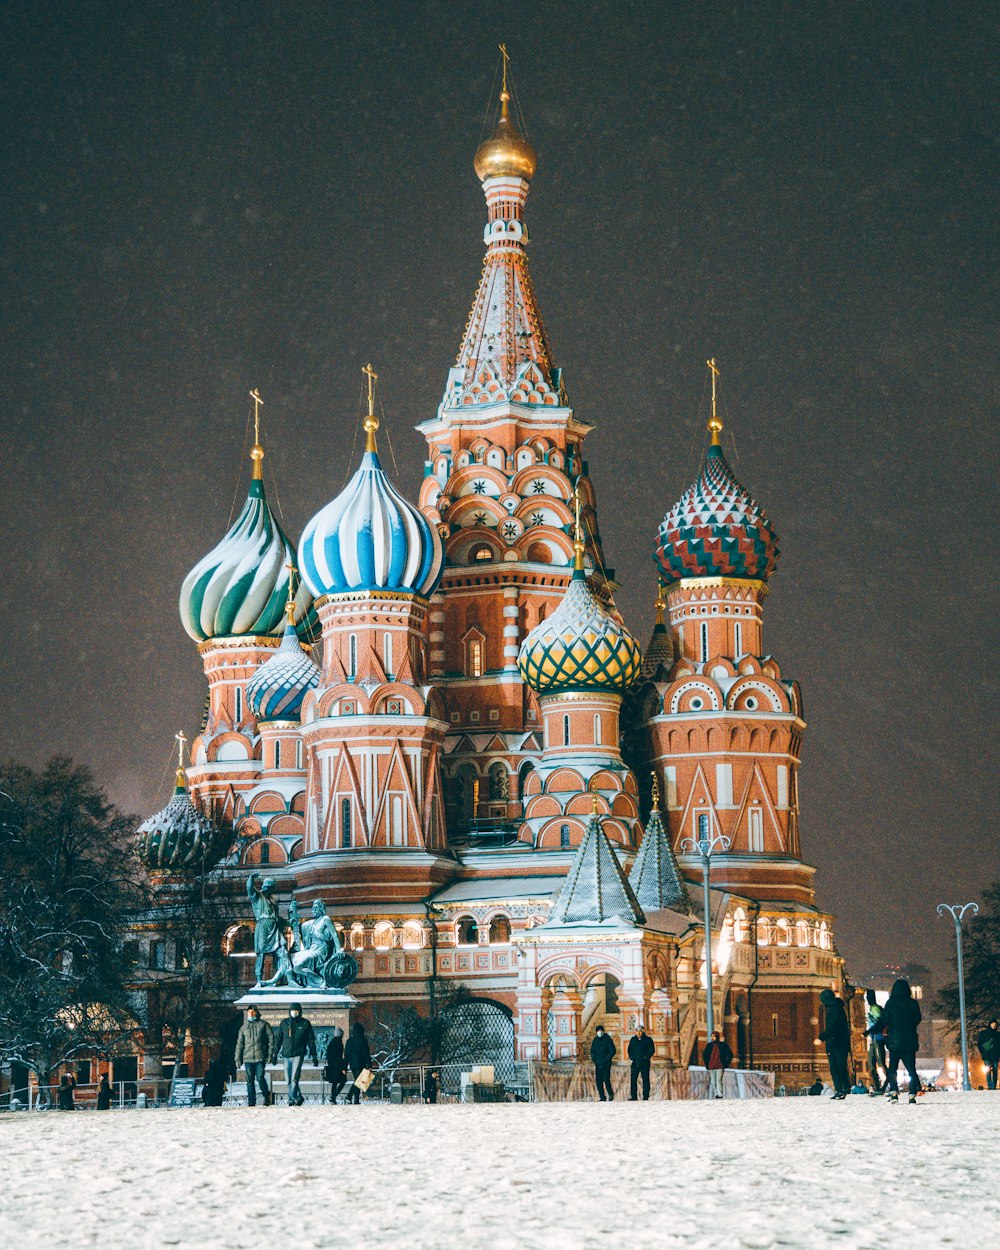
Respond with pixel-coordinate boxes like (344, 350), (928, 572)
(235, 1006), (274, 1107)
(818, 989), (851, 1099)
(96, 1074), (113, 1110)
(882, 978), (922, 1103)
(864, 988), (887, 1094)
(627, 1025), (655, 1101)
(422, 1069), (439, 1104)
(57, 1074), (76, 1110)
(590, 1025), (617, 1101)
(344, 1021), (372, 1104)
(202, 1058), (226, 1107)
(807, 1078), (824, 1096)
(323, 1026), (347, 1102)
(976, 1020), (1000, 1090)
(275, 1003), (318, 1106)
(702, 1031), (734, 1100)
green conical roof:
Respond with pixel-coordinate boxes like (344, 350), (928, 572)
(543, 811), (645, 928)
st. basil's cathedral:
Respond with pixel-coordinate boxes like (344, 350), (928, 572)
(135, 69), (844, 1089)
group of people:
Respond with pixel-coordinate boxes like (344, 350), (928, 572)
(232, 1003), (372, 1106)
(589, 1024), (732, 1101)
(55, 1073), (114, 1110)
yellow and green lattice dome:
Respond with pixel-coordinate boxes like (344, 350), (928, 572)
(518, 567), (641, 696)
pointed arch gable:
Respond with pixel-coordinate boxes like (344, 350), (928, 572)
(371, 740), (422, 848)
(732, 762), (785, 852)
(326, 745), (370, 848)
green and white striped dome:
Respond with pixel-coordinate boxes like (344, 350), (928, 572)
(180, 473), (313, 643)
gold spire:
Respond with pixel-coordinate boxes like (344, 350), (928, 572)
(175, 730), (187, 791)
(284, 561), (298, 627)
(655, 583), (666, 626)
(650, 770), (661, 810)
(572, 487), (585, 573)
(362, 363), (379, 454)
(592, 792), (600, 817)
(473, 45), (538, 183)
(706, 358), (723, 446)
(249, 388), (265, 479)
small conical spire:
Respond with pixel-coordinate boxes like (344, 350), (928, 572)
(174, 730), (188, 793)
(655, 583), (666, 627)
(630, 772), (691, 913)
(362, 363), (379, 454)
(249, 388), (265, 479)
(544, 806), (646, 928)
(706, 358), (723, 447)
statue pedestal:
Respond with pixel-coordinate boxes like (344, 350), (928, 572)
(232, 989), (362, 1104)
(234, 988), (359, 1034)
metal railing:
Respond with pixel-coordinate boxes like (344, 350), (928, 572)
(1, 1079), (176, 1111)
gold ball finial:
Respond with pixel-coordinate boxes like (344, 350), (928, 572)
(474, 47), (537, 183)
(250, 443), (265, 480)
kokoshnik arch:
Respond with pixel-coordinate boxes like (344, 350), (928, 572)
(133, 63), (845, 1087)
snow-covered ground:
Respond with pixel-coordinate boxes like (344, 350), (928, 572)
(3, 1093), (998, 1250)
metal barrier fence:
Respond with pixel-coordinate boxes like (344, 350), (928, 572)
(1, 1079), (176, 1111)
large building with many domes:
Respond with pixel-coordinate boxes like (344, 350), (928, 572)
(134, 71), (846, 1091)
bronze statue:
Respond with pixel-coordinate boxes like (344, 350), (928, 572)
(246, 873), (294, 987)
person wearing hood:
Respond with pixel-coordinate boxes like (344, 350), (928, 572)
(818, 989), (851, 1099)
(976, 1020), (1000, 1090)
(590, 1025), (617, 1101)
(274, 1003), (317, 1106)
(702, 1031), (734, 1100)
(881, 978), (922, 1103)
(344, 1022), (372, 1104)
(236, 1005), (274, 1107)
(96, 1074), (113, 1110)
(864, 988), (887, 1094)
(202, 1057), (226, 1107)
(324, 1025), (347, 1102)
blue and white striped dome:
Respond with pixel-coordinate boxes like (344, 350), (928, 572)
(180, 476), (315, 642)
(299, 449), (444, 599)
(246, 621), (320, 722)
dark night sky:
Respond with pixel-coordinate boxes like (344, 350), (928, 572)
(1, 1), (996, 983)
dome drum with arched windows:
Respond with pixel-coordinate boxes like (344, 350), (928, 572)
(655, 444), (779, 585)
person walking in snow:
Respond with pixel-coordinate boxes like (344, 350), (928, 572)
(864, 988), (888, 1094)
(882, 978), (922, 1104)
(627, 1025), (655, 1101)
(201, 1057), (226, 1107)
(976, 1020), (1000, 1090)
(423, 1069), (439, 1104)
(590, 1025), (617, 1101)
(235, 1005), (274, 1107)
(344, 1021), (372, 1104)
(274, 1002), (318, 1106)
(96, 1074), (113, 1110)
(57, 1073), (76, 1110)
(324, 1025), (347, 1103)
(818, 988), (852, 1100)
(702, 1030), (733, 1099)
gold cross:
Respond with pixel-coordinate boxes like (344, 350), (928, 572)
(362, 363), (378, 417)
(249, 388), (264, 445)
(706, 358), (723, 445)
(284, 561), (298, 625)
(175, 729), (187, 770)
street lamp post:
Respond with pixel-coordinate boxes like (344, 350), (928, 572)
(937, 901), (979, 1092)
(681, 816), (732, 1044)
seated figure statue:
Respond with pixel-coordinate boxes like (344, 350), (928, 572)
(289, 900), (341, 988)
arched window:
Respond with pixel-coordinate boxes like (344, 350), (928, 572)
(733, 621), (743, 658)
(593, 713), (602, 743)
(350, 924), (365, 951)
(390, 795), (404, 846)
(560, 823), (571, 850)
(471, 544), (493, 562)
(732, 907), (748, 943)
(775, 918), (791, 946)
(295, 739), (303, 769)
(489, 915), (511, 943)
(273, 740), (281, 769)
(563, 714), (570, 746)
(456, 916), (479, 945)
(700, 622), (709, 662)
(466, 633), (485, 677)
(374, 922), (394, 950)
(756, 919), (770, 946)
(402, 922), (424, 949)
(234, 687), (243, 725)
(349, 634), (357, 677)
(796, 920), (810, 947)
(748, 807), (764, 852)
(341, 798), (352, 848)
(383, 633), (392, 676)
(259, 841), (270, 865)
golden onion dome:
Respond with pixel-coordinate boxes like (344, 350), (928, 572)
(474, 93), (537, 183)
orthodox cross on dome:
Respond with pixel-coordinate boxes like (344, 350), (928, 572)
(175, 729), (187, 789)
(362, 363), (380, 453)
(249, 388), (265, 478)
(284, 560), (298, 626)
(572, 487), (586, 572)
(706, 358), (723, 447)
(499, 41), (510, 108)
(655, 583), (666, 626)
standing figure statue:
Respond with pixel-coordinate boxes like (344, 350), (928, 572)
(247, 873), (294, 987)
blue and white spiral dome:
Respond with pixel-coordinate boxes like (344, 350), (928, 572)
(299, 448), (444, 599)
(246, 620), (320, 722)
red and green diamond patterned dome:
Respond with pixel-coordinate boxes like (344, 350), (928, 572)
(655, 443), (780, 584)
